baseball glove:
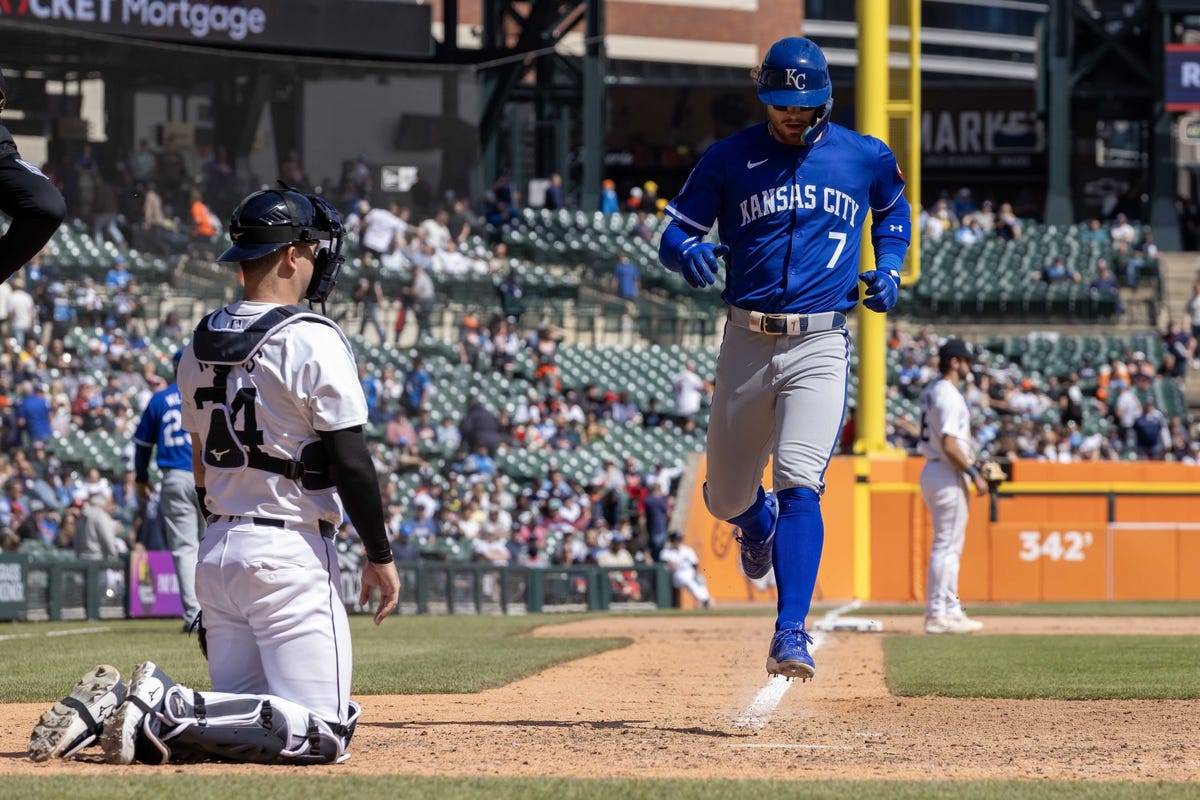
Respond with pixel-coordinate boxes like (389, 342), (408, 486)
(977, 460), (1007, 492)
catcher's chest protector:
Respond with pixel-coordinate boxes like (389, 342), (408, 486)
(189, 305), (341, 485)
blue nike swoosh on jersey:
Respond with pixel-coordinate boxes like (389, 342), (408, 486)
(746, 158), (769, 169)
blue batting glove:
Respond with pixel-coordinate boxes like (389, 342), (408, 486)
(679, 242), (728, 289)
(859, 268), (900, 313)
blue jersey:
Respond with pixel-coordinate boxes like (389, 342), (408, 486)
(133, 383), (193, 476)
(665, 122), (910, 314)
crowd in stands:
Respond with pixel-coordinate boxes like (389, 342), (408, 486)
(920, 188), (1159, 297)
(882, 324), (1199, 464)
(4, 156), (1198, 603)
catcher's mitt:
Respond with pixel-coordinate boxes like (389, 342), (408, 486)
(977, 460), (1007, 492)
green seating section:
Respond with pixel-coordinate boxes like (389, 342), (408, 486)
(38, 218), (174, 284)
(907, 221), (1151, 319)
(498, 208), (726, 308)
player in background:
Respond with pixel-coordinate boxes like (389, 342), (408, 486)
(917, 338), (987, 634)
(30, 186), (400, 765)
(658, 530), (713, 609)
(0, 69), (66, 285)
(132, 348), (204, 631)
(657, 37), (909, 680)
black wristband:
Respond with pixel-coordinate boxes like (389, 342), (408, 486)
(965, 466), (980, 480)
(195, 486), (207, 510)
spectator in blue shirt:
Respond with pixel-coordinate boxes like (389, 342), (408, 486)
(403, 355), (431, 417)
(16, 381), (53, 447)
(358, 362), (385, 423)
(465, 445), (496, 477)
(544, 172), (565, 210)
(400, 503), (439, 547)
(612, 251), (640, 301)
(1088, 259), (1124, 315)
(600, 179), (620, 215)
(105, 255), (132, 290)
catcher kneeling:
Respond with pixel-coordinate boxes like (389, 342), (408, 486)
(30, 661), (358, 765)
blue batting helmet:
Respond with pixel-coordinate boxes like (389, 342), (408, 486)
(755, 37), (832, 108)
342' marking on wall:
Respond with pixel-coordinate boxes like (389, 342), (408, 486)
(1018, 531), (1094, 562)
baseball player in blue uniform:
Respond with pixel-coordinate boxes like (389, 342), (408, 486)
(132, 349), (204, 630)
(658, 37), (910, 680)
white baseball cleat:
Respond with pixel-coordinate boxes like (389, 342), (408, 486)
(100, 661), (175, 765)
(29, 664), (126, 761)
(925, 614), (984, 634)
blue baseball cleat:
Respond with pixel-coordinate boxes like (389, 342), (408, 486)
(733, 490), (777, 580)
(766, 625), (815, 681)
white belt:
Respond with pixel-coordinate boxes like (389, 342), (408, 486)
(728, 306), (847, 335)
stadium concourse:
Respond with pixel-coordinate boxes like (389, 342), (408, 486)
(0, 167), (1195, 590)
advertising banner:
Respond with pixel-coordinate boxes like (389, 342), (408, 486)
(1166, 44), (1200, 112)
(0, 553), (27, 620)
(128, 549), (183, 618)
(0, 0), (432, 58)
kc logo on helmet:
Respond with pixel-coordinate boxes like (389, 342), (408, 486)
(785, 69), (808, 90)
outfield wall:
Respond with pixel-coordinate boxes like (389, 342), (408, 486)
(679, 455), (1200, 607)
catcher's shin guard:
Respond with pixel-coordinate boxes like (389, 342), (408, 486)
(157, 686), (359, 765)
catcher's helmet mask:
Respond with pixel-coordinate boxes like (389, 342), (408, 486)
(753, 37), (834, 144)
(218, 182), (345, 305)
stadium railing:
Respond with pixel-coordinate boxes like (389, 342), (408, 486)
(0, 553), (672, 620)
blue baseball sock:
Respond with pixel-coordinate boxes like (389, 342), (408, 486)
(724, 485), (775, 542)
(773, 487), (824, 632)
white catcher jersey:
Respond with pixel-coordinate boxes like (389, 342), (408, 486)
(178, 301), (368, 524)
(918, 378), (974, 463)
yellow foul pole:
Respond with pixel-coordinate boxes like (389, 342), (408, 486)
(854, 0), (890, 457)
(850, 0), (904, 601)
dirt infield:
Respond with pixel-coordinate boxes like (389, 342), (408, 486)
(3, 614), (1199, 781)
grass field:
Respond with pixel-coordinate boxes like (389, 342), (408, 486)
(0, 615), (628, 701)
(2, 776), (1198, 800)
(3, 603), (1197, 798)
(885, 634), (1200, 699)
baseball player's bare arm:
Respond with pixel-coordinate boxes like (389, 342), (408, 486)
(940, 433), (989, 496)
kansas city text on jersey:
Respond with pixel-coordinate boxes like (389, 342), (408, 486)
(738, 184), (861, 227)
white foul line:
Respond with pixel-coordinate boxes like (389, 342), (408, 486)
(729, 742), (854, 750)
(0, 626), (111, 642)
(731, 600), (861, 731)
